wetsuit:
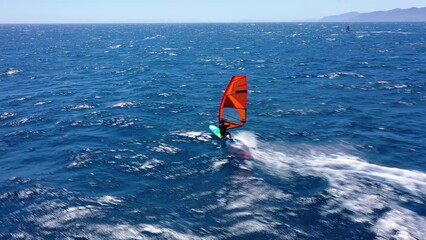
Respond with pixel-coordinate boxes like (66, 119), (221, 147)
(219, 120), (231, 139)
(219, 124), (227, 137)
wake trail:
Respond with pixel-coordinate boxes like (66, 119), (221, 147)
(233, 131), (426, 239)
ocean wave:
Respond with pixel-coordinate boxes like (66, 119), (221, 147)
(261, 108), (320, 117)
(143, 34), (166, 40)
(386, 84), (408, 89)
(16, 117), (30, 125)
(172, 131), (212, 142)
(108, 44), (122, 49)
(370, 30), (413, 35)
(204, 56), (225, 62)
(222, 46), (241, 50)
(69, 104), (95, 110)
(95, 195), (124, 206)
(84, 223), (204, 240)
(123, 159), (164, 172)
(72, 118), (139, 128)
(110, 118), (137, 127)
(318, 72), (365, 79)
(0, 187), (48, 201)
(34, 204), (99, 229)
(158, 92), (172, 97)
(162, 47), (178, 51)
(372, 207), (426, 240)
(3, 130), (42, 140)
(34, 101), (51, 106)
(112, 101), (140, 108)
(0, 112), (16, 120)
(151, 143), (180, 154)
(3, 68), (21, 76)
(68, 148), (101, 168)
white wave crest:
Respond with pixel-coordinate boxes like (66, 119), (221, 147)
(35, 204), (98, 229)
(4, 68), (21, 75)
(318, 71), (365, 79)
(0, 112), (16, 120)
(86, 223), (205, 240)
(373, 207), (426, 240)
(96, 195), (123, 206)
(34, 101), (51, 106)
(112, 101), (138, 108)
(70, 104), (95, 110)
(108, 44), (122, 49)
(139, 159), (163, 170)
(151, 143), (180, 154)
(172, 131), (212, 142)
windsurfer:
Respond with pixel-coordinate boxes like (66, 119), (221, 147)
(219, 119), (232, 141)
(346, 25), (350, 32)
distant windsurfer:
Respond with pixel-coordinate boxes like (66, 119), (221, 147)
(219, 119), (233, 141)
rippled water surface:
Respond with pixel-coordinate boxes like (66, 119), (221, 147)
(1, 23), (426, 239)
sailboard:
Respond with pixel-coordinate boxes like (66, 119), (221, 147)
(209, 125), (221, 138)
(209, 75), (248, 140)
(219, 75), (248, 129)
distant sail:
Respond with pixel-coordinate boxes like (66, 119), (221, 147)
(218, 76), (248, 129)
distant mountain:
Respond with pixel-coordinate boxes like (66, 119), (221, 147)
(321, 7), (426, 22)
(321, 12), (361, 22)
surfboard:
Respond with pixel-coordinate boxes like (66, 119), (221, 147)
(209, 124), (239, 144)
(209, 125), (221, 138)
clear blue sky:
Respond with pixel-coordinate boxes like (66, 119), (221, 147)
(1, 0), (425, 23)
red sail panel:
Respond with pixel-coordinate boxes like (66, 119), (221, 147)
(219, 76), (248, 129)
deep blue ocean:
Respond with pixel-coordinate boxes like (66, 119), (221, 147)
(1, 23), (426, 239)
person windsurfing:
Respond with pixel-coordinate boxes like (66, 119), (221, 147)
(219, 119), (233, 141)
(210, 75), (247, 142)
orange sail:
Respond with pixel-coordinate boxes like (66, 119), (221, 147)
(219, 76), (248, 129)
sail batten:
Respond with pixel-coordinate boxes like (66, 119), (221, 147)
(218, 76), (248, 130)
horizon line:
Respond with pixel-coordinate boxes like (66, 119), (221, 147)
(0, 21), (320, 25)
(0, 20), (322, 25)
(2, 20), (426, 25)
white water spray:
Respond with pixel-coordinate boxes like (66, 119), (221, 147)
(233, 131), (426, 239)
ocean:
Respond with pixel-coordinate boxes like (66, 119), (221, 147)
(0, 23), (425, 239)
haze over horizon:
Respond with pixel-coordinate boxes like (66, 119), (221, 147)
(1, 0), (426, 24)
